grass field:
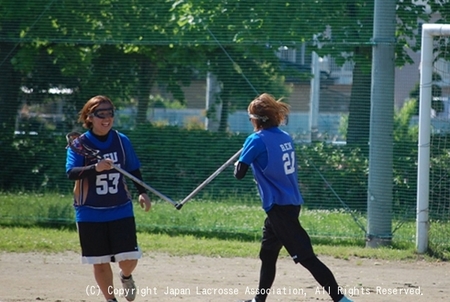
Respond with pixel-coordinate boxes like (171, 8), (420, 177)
(1, 191), (449, 260)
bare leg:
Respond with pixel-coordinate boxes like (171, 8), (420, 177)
(119, 259), (138, 301)
(93, 263), (115, 300)
(119, 259), (138, 277)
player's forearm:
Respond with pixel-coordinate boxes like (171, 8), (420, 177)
(67, 165), (97, 180)
(129, 169), (147, 195)
(234, 162), (249, 180)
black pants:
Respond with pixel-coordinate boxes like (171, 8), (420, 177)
(254, 205), (344, 302)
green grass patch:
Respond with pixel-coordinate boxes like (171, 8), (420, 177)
(1, 191), (449, 260)
(0, 226), (79, 252)
(0, 226), (427, 261)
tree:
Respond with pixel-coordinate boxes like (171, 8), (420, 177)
(2, 0), (448, 137)
(173, 0), (444, 148)
(45, 0), (206, 125)
(0, 0), (205, 189)
(172, 0), (300, 132)
(0, 0), (206, 130)
(0, 0), (77, 188)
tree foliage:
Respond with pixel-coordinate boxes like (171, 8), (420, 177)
(1, 0), (449, 137)
(172, 0), (446, 145)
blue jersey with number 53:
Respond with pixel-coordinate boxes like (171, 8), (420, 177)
(239, 127), (304, 212)
(66, 130), (141, 222)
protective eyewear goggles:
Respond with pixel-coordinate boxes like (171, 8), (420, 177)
(92, 108), (115, 119)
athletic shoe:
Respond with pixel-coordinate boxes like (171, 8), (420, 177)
(107, 299), (118, 302)
(237, 299), (257, 302)
(120, 271), (136, 301)
(339, 296), (354, 302)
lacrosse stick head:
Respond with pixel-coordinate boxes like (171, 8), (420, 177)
(66, 131), (101, 159)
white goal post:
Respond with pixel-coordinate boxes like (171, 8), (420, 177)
(417, 24), (450, 254)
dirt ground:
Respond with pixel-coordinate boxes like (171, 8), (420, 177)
(1, 251), (448, 302)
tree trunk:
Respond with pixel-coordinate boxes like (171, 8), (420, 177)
(347, 61), (372, 154)
(218, 97), (230, 133)
(0, 41), (21, 133)
(136, 58), (156, 125)
(0, 41), (22, 188)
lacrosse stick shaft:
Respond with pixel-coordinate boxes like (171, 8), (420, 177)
(111, 163), (177, 206)
(66, 131), (177, 206)
(175, 148), (242, 210)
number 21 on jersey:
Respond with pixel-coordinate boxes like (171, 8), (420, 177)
(282, 151), (296, 175)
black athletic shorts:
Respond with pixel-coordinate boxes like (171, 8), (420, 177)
(77, 216), (141, 264)
(261, 204), (315, 263)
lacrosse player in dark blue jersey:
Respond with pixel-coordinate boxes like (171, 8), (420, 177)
(66, 95), (151, 302)
(234, 93), (353, 302)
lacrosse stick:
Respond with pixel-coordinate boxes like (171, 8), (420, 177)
(66, 132), (178, 207)
(175, 148), (243, 210)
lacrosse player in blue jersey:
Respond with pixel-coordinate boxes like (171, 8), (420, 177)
(234, 93), (353, 302)
(66, 95), (151, 302)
